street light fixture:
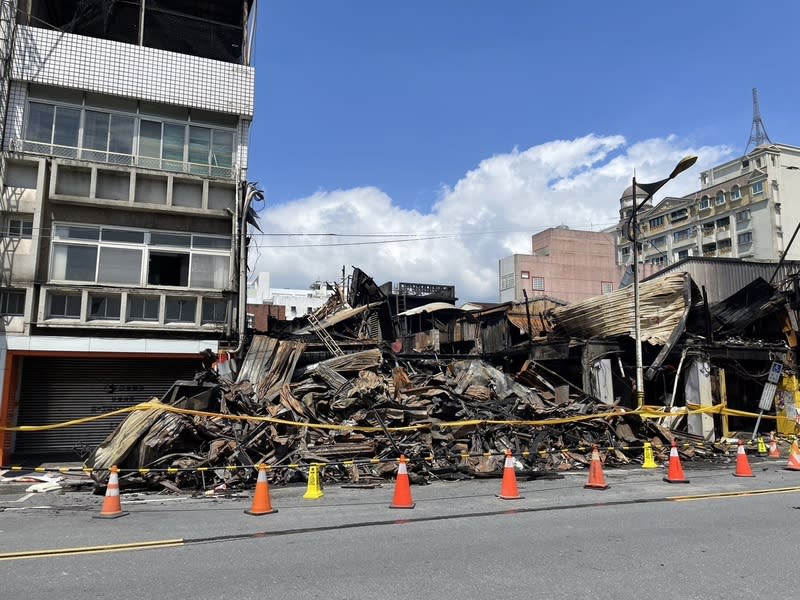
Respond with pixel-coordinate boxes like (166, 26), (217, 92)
(628, 155), (698, 408)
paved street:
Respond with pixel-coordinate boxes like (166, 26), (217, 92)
(2, 459), (798, 599)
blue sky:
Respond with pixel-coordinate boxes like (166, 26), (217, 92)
(247, 0), (800, 301)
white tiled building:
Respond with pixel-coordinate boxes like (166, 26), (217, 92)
(0, 1), (258, 460)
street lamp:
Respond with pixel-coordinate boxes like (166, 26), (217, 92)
(628, 155), (698, 408)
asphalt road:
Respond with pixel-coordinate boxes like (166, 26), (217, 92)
(2, 460), (798, 599)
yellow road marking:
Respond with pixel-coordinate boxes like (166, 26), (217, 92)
(0, 538), (185, 561)
(669, 486), (800, 502)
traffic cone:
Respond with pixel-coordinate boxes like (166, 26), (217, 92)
(663, 439), (690, 484)
(757, 437), (768, 456)
(768, 432), (780, 458)
(496, 449), (523, 499)
(303, 464), (324, 500)
(786, 440), (800, 471)
(584, 445), (609, 490)
(733, 439), (754, 477)
(244, 464), (278, 515)
(93, 465), (129, 519)
(390, 455), (415, 509)
(642, 442), (658, 469)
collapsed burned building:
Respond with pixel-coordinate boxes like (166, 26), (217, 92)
(83, 260), (800, 490)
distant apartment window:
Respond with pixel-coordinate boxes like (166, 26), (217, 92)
(651, 236), (666, 247)
(0, 289), (25, 316)
(716, 191), (726, 205)
(673, 229), (690, 242)
(7, 218), (33, 239)
(601, 282), (613, 294)
(670, 209), (688, 222)
(290, 306), (297, 317)
(650, 256), (666, 266)
(127, 296), (159, 321)
(715, 216), (730, 230)
(532, 277), (545, 291)
(731, 185), (741, 200)
(48, 293), (81, 319)
(756, 157), (762, 168)
(699, 196), (711, 210)
(201, 299), (227, 324)
(89, 294), (121, 320)
(500, 274), (514, 290)
(307, 307), (313, 315)
(718, 239), (732, 250)
(620, 246), (631, 257)
(165, 297), (196, 323)
(520, 270), (530, 279)
(738, 232), (753, 245)
(702, 221), (715, 234)
(735, 209), (750, 223)
(752, 181), (764, 195)
(648, 216), (665, 229)
(675, 249), (689, 261)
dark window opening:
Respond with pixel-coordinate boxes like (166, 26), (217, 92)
(0, 290), (25, 316)
(148, 252), (189, 286)
(165, 297), (196, 323)
(201, 299), (227, 324)
(49, 294), (81, 318)
(128, 296), (159, 321)
(89, 294), (121, 320)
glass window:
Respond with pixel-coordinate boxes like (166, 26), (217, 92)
(0, 289), (25, 316)
(128, 296), (159, 321)
(202, 299), (227, 323)
(192, 235), (231, 249)
(89, 294), (121, 320)
(109, 115), (135, 155)
(165, 297), (196, 323)
(699, 196), (710, 209)
(53, 106), (80, 148)
(162, 123), (185, 162)
(190, 254), (229, 288)
(138, 120), (161, 158)
(738, 232), (753, 244)
(7, 218), (33, 239)
(731, 186), (741, 199)
(98, 247), (142, 284)
(188, 126), (211, 165)
(150, 232), (191, 247)
(752, 181), (764, 195)
(716, 191), (726, 205)
(26, 102), (54, 143)
(51, 245), (98, 282)
(211, 130), (234, 167)
(532, 277), (545, 291)
(55, 225), (100, 241)
(48, 294), (81, 318)
(83, 110), (110, 151)
(601, 282), (613, 294)
(520, 271), (530, 279)
(101, 229), (146, 244)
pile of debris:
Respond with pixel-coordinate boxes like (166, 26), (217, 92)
(85, 336), (688, 491)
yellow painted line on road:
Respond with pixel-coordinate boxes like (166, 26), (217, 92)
(669, 486), (800, 502)
(0, 538), (185, 561)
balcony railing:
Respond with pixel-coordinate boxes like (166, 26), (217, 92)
(17, 140), (235, 179)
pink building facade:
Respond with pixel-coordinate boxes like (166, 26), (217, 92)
(499, 227), (625, 305)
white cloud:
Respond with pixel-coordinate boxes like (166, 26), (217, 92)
(251, 135), (732, 302)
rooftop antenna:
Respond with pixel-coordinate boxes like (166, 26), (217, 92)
(744, 87), (772, 155)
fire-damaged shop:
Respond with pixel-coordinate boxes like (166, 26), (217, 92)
(78, 260), (800, 491)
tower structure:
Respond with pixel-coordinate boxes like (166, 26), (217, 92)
(744, 88), (772, 154)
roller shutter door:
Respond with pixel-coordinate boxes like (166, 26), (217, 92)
(15, 356), (198, 456)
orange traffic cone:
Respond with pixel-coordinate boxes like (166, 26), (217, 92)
(497, 449), (523, 499)
(786, 440), (800, 471)
(244, 464), (278, 515)
(663, 439), (690, 484)
(390, 455), (415, 509)
(768, 432), (780, 458)
(733, 439), (754, 477)
(93, 465), (129, 519)
(584, 445), (609, 490)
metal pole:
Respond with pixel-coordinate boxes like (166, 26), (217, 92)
(632, 176), (644, 408)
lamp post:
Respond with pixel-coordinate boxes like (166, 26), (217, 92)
(629, 155), (698, 408)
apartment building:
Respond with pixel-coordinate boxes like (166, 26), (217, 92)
(499, 227), (623, 305)
(0, 1), (258, 461)
(617, 144), (800, 268)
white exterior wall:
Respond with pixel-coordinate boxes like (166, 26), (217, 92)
(498, 255), (516, 303)
(12, 26), (254, 116)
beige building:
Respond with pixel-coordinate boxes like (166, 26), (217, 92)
(617, 143), (800, 268)
(499, 227), (623, 305)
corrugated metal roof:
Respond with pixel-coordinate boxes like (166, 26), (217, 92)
(644, 258), (800, 304)
(397, 302), (464, 317)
